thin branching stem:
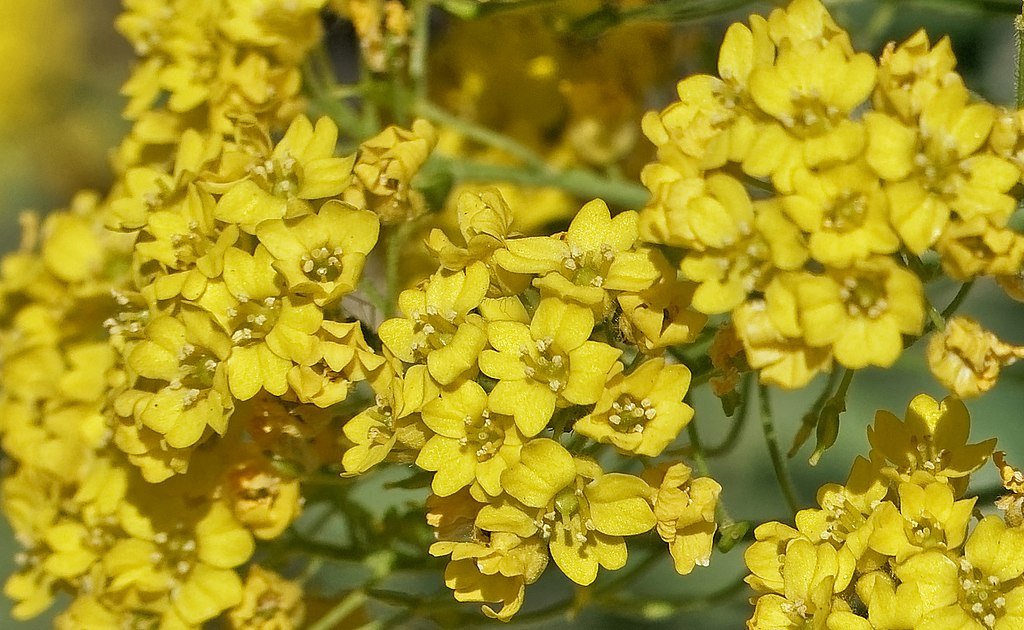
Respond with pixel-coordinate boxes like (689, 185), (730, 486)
(759, 383), (800, 515)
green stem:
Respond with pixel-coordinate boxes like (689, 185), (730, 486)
(427, 155), (650, 208)
(305, 50), (370, 139)
(925, 299), (946, 332)
(409, 0), (431, 104)
(788, 369), (840, 458)
(907, 280), (975, 347)
(941, 280), (975, 320)
(597, 573), (748, 617)
(385, 222), (416, 316)
(416, 101), (547, 168)
(307, 590), (368, 630)
(759, 383), (800, 516)
(707, 372), (753, 457)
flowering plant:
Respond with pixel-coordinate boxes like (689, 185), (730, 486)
(2, 0), (1024, 627)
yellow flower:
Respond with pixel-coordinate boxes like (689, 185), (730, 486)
(792, 456), (887, 562)
(105, 501), (254, 625)
(766, 0), (847, 46)
(221, 0), (326, 61)
(781, 163), (899, 267)
(215, 116), (355, 233)
(139, 186), (240, 302)
(228, 565), (306, 629)
(426, 188), (514, 271)
(745, 36), (875, 193)
(256, 200), (379, 306)
(644, 463), (721, 575)
(574, 358), (694, 457)
(894, 517), (1024, 629)
(427, 490), (548, 621)
(867, 394), (995, 489)
(733, 292), (832, 390)
(479, 297), (622, 436)
(341, 365), (437, 475)
(936, 217), (1024, 281)
(616, 259), (707, 353)
(378, 261), (490, 386)
(639, 172), (754, 252)
(495, 199), (660, 312)
(873, 30), (957, 120)
(747, 538), (858, 630)
(226, 458), (302, 540)
(866, 81), (1017, 254)
(118, 310), (233, 449)
(994, 451), (1024, 527)
(790, 257), (923, 369)
(345, 119), (437, 224)
(677, 200), (807, 315)
(927, 316), (1024, 399)
(478, 439), (655, 586)
(202, 247), (323, 400)
(417, 380), (523, 498)
(868, 481), (974, 563)
(287, 319), (386, 407)
(745, 521), (805, 594)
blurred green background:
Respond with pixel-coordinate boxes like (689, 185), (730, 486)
(1, 1), (1022, 627)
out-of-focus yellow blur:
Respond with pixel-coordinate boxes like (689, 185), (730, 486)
(0, 0), (127, 235)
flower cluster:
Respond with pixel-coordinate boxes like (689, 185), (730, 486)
(0, 0), (437, 626)
(2, 0), (1023, 626)
(639, 0), (1024, 388)
(370, 190), (716, 618)
(744, 394), (1022, 629)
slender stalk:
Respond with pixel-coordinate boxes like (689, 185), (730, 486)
(428, 155), (650, 209)
(307, 590), (368, 630)
(597, 573), (748, 617)
(759, 383), (800, 516)
(707, 373), (754, 456)
(925, 298), (947, 331)
(1015, 2), (1024, 103)
(788, 369), (840, 458)
(385, 222), (416, 316)
(409, 0), (431, 104)
(808, 368), (855, 466)
(416, 101), (547, 168)
(940, 280), (975, 320)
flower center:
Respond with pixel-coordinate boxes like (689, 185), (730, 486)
(823, 192), (868, 231)
(958, 558), (1008, 628)
(251, 155), (301, 198)
(229, 296), (281, 345)
(904, 511), (945, 549)
(151, 527), (198, 583)
(608, 394), (657, 434)
(839, 275), (888, 319)
(409, 306), (459, 359)
(459, 409), (505, 462)
(536, 484), (596, 546)
(300, 246), (345, 283)
(562, 243), (615, 289)
(521, 337), (569, 393)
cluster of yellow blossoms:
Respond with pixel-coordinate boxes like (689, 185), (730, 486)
(639, 0), (1024, 388)
(375, 190), (716, 618)
(0, 0), (434, 626)
(2, 0), (1023, 627)
(746, 394), (1024, 629)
